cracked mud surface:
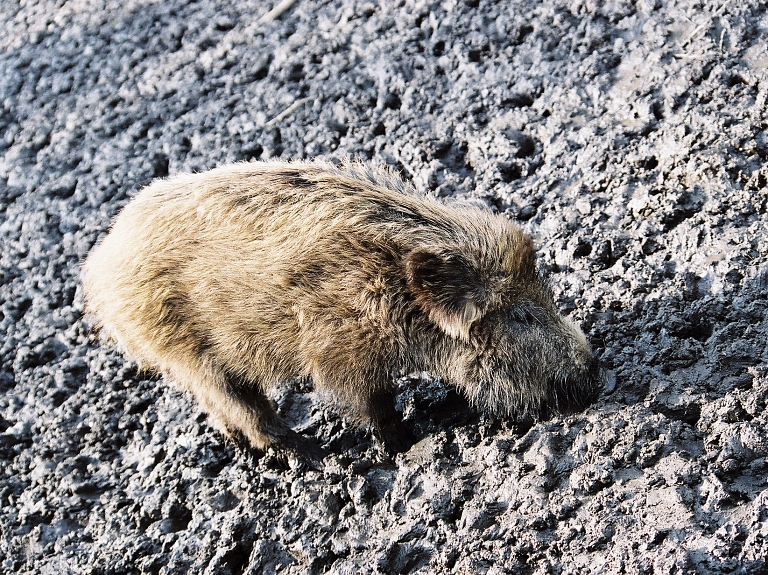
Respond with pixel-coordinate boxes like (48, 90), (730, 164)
(1, 0), (767, 573)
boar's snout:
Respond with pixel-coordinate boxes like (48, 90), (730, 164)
(546, 354), (603, 417)
(538, 317), (603, 418)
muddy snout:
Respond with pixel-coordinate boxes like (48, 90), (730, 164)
(546, 354), (603, 417)
(548, 317), (603, 415)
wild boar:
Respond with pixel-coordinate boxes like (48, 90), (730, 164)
(81, 160), (601, 463)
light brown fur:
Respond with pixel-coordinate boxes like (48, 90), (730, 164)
(82, 160), (600, 462)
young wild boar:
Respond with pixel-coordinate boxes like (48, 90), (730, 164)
(82, 160), (601, 463)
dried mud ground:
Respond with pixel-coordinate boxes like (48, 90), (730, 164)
(1, 0), (768, 573)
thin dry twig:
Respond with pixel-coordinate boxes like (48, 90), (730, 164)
(258, 0), (298, 24)
(265, 98), (309, 127)
(681, 0), (732, 47)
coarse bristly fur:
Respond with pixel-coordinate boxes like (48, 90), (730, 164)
(81, 159), (602, 464)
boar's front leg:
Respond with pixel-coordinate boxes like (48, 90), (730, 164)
(171, 357), (326, 466)
(361, 385), (415, 454)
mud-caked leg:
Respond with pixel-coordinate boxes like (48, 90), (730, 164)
(361, 385), (415, 454)
(169, 357), (327, 466)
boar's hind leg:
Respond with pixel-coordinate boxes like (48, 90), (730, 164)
(175, 359), (326, 465)
(362, 386), (415, 455)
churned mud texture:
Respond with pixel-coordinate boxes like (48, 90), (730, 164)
(1, 0), (767, 573)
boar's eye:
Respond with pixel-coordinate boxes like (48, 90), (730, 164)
(509, 305), (541, 326)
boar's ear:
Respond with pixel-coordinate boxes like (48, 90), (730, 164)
(404, 249), (486, 341)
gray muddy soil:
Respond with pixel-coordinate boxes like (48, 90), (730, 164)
(1, 0), (767, 573)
